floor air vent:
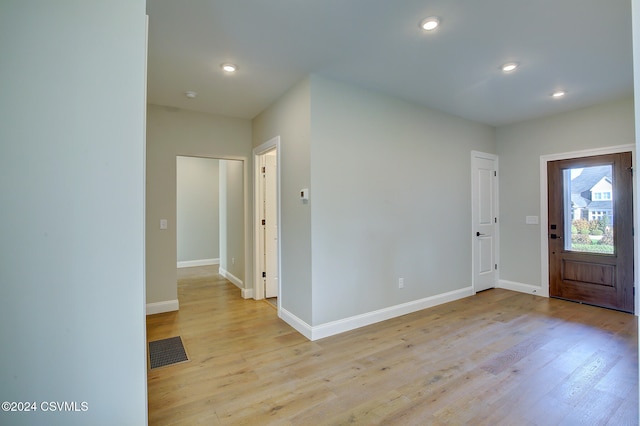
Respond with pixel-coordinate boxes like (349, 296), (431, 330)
(148, 336), (189, 369)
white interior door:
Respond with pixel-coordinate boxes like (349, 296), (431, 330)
(264, 153), (278, 298)
(472, 152), (498, 292)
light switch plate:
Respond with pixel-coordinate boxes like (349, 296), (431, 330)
(160, 219), (168, 230)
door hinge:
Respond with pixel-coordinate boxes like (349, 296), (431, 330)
(262, 219), (266, 225)
(262, 271), (266, 278)
(495, 264), (498, 270)
(627, 166), (633, 176)
(262, 166), (266, 173)
(494, 217), (497, 224)
(494, 171), (497, 177)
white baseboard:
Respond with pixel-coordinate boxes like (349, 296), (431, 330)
(241, 288), (254, 299)
(497, 280), (547, 297)
(219, 267), (244, 289)
(146, 299), (179, 315)
(279, 308), (313, 340)
(177, 258), (219, 268)
(279, 286), (474, 341)
(311, 286), (474, 340)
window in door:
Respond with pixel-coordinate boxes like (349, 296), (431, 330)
(563, 165), (614, 255)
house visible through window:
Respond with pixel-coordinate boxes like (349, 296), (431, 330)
(565, 165), (614, 254)
(593, 191), (611, 200)
(589, 210), (610, 221)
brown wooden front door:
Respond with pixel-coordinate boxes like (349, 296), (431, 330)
(548, 152), (634, 313)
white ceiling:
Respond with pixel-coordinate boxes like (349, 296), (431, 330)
(146, 0), (633, 127)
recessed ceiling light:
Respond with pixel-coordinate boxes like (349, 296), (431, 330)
(221, 63), (238, 73)
(184, 91), (197, 99)
(552, 90), (566, 98)
(419, 17), (440, 31)
(501, 62), (519, 73)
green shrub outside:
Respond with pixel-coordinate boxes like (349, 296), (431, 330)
(572, 234), (591, 244)
(573, 219), (590, 234)
(601, 228), (614, 245)
(571, 243), (614, 254)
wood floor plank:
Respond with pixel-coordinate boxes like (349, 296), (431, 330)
(479, 332), (549, 375)
(147, 266), (638, 425)
(547, 350), (621, 406)
(607, 390), (640, 426)
(321, 390), (411, 425)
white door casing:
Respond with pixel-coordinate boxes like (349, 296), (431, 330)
(472, 151), (498, 292)
(253, 136), (281, 302)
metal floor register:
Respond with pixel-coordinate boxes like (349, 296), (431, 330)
(148, 336), (189, 369)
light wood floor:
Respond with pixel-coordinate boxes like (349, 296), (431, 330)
(147, 266), (638, 425)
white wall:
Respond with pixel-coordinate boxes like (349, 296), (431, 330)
(0, 1), (147, 425)
(176, 156), (220, 264)
(253, 75), (495, 330)
(253, 79), (313, 323)
(309, 75), (496, 325)
(146, 105), (252, 306)
(219, 160), (245, 282)
(495, 96), (635, 288)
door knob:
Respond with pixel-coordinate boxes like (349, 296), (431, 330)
(476, 232), (486, 237)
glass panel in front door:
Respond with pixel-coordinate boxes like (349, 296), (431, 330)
(563, 165), (614, 254)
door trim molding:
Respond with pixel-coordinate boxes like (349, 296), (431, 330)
(252, 136), (281, 303)
(471, 151), (499, 293)
(539, 144), (636, 305)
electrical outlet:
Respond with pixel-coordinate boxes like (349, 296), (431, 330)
(398, 278), (404, 289)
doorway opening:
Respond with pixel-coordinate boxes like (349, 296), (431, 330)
(547, 152), (634, 312)
(540, 145), (636, 313)
(176, 156), (245, 291)
(253, 137), (281, 309)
